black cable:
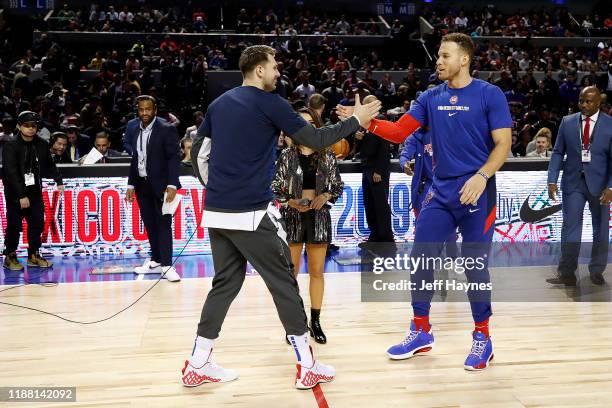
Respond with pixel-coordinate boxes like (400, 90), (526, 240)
(0, 270), (59, 292)
(0, 284), (26, 293)
(0, 227), (198, 324)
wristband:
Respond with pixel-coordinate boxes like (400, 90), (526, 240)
(477, 171), (489, 181)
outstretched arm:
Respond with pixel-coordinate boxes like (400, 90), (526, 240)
(336, 101), (423, 144)
(366, 114), (421, 144)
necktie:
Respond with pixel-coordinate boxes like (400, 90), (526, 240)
(582, 116), (590, 148)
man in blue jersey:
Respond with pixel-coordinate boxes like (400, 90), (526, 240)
(338, 33), (512, 370)
(183, 45), (381, 389)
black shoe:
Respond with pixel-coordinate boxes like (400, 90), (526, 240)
(546, 274), (577, 286)
(328, 243), (339, 252)
(590, 274), (605, 286)
(309, 319), (327, 344)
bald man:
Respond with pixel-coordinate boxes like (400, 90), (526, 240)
(547, 86), (612, 286)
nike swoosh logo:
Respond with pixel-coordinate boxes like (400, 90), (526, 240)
(449, 112), (458, 117)
(469, 208), (480, 213)
(373, 125), (378, 132)
(519, 195), (562, 223)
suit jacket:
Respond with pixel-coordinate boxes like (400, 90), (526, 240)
(548, 111), (612, 197)
(127, 117), (181, 199)
(122, 118), (140, 155)
(67, 133), (92, 160)
(357, 130), (390, 175)
(52, 151), (73, 164)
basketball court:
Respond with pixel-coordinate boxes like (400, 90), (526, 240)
(2, 252), (611, 407)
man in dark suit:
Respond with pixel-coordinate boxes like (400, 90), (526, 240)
(65, 125), (91, 161)
(78, 132), (122, 164)
(125, 95), (182, 282)
(356, 95), (394, 246)
(547, 86), (612, 286)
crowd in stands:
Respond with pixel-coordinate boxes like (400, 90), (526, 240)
(0, 5), (611, 163)
(422, 6), (612, 37)
(44, 3), (612, 39)
(234, 8), (382, 35)
(45, 3), (383, 36)
(49, 3), (209, 33)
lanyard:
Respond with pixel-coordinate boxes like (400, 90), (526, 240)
(138, 124), (153, 154)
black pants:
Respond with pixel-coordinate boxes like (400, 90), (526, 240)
(197, 210), (308, 338)
(135, 177), (173, 266)
(362, 169), (394, 242)
(3, 191), (44, 256)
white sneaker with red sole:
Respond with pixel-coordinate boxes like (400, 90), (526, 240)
(181, 358), (238, 387)
(295, 348), (335, 390)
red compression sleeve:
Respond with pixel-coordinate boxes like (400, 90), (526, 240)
(366, 113), (421, 144)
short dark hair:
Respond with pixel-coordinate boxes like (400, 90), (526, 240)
(239, 45), (276, 76)
(135, 95), (157, 107)
(441, 33), (475, 63)
(50, 131), (68, 144)
(95, 131), (110, 141)
(308, 93), (327, 110)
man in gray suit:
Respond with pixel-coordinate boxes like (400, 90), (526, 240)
(547, 86), (612, 286)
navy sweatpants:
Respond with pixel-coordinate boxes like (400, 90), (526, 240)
(411, 174), (496, 323)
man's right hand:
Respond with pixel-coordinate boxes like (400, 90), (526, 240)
(288, 199), (310, 212)
(352, 94), (381, 129)
(548, 183), (558, 201)
(126, 188), (135, 203)
(403, 162), (414, 176)
(19, 197), (30, 209)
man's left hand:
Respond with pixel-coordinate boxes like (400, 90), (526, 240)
(600, 188), (612, 205)
(460, 174), (487, 205)
(165, 187), (177, 202)
(57, 185), (65, 194)
(373, 172), (382, 183)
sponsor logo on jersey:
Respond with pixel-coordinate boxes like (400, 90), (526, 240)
(437, 105), (470, 111)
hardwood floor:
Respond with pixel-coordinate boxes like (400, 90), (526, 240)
(1, 271), (612, 407)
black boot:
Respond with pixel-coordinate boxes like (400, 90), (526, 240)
(309, 309), (327, 344)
